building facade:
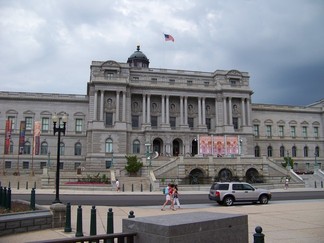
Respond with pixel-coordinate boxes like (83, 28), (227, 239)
(0, 46), (323, 183)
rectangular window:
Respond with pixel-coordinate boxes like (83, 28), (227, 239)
(279, 126), (284, 137)
(233, 117), (238, 130)
(23, 161), (29, 169)
(266, 125), (272, 137)
(253, 125), (259, 136)
(8, 116), (15, 130)
(75, 118), (83, 133)
(151, 116), (158, 128)
(290, 126), (296, 138)
(105, 112), (113, 126)
(40, 162), (47, 169)
(188, 117), (194, 128)
(42, 117), (49, 133)
(106, 160), (113, 169)
(204, 81), (209, 87)
(314, 127), (319, 138)
(25, 117), (33, 131)
(5, 161), (11, 169)
(59, 162), (64, 170)
(169, 79), (175, 84)
(132, 115), (139, 128)
(170, 117), (176, 129)
(302, 126), (308, 138)
(74, 162), (81, 170)
(187, 80), (193, 86)
(206, 118), (211, 130)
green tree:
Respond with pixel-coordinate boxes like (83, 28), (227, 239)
(282, 156), (294, 169)
(125, 155), (143, 175)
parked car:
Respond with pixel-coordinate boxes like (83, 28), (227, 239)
(208, 182), (272, 206)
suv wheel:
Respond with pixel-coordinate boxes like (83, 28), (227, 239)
(223, 196), (234, 206)
(259, 195), (269, 204)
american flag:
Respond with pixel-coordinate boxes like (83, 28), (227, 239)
(164, 34), (174, 42)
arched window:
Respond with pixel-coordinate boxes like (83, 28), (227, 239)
(133, 140), (140, 154)
(41, 142), (48, 155)
(267, 146), (273, 157)
(105, 138), (113, 153)
(292, 146), (297, 157)
(280, 146), (285, 157)
(254, 146), (260, 157)
(60, 142), (65, 156)
(24, 141), (31, 154)
(315, 146), (320, 157)
(10, 141), (14, 154)
(303, 146), (308, 157)
(74, 142), (82, 156)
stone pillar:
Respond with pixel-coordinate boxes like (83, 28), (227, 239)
(94, 91), (98, 120)
(142, 94), (146, 124)
(100, 90), (104, 121)
(198, 97), (201, 125)
(241, 98), (246, 126)
(215, 98), (218, 126)
(223, 98), (227, 125)
(180, 96), (183, 125)
(166, 96), (170, 124)
(184, 96), (188, 125)
(116, 91), (120, 122)
(246, 99), (251, 126)
(50, 203), (66, 228)
(229, 97), (232, 125)
(122, 91), (126, 122)
(202, 98), (206, 125)
(147, 94), (151, 124)
(161, 95), (165, 124)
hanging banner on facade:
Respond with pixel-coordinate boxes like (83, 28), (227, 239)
(226, 136), (239, 155)
(33, 121), (41, 155)
(4, 120), (12, 154)
(213, 136), (225, 156)
(19, 121), (26, 154)
(199, 136), (212, 155)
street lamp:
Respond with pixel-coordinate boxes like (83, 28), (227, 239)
(145, 142), (152, 167)
(52, 113), (67, 204)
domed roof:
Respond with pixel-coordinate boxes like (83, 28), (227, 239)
(127, 45), (150, 68)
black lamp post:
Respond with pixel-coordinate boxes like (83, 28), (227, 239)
(52, 113), (67, 204)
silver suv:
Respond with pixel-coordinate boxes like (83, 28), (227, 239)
(208, 182), (271, 206)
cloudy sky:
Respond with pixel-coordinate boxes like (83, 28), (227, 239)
(1, 0), (323, 106)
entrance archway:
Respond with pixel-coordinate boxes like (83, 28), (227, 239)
(191, 139), (198, 156)
(189, 168), (204, 184)
(153, 138), (163, 155)
(172, 139), (182, 156)
(245, 168), (261, 183)
(218, 168), (233, 182)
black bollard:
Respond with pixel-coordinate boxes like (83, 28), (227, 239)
(132, 184), (134, 192)
(128, 210), (135, 218)
(7, 188), (11, 210)
(106, 208), (114, 243)
(150, 183), (152, 192)
(30, 188), (36, 210)
(90, 206), (97, 236)
(253, 226), (265, 243)
(315, 181), (317, 188)
(321, 181), (323, 188)
(26, 181), (28, 190)
(141, 184), (143, 192)
(122, 184), (125, 192)
(17, 181), (20, 190)
(34, 181), (36, 189)
(8, 181), (11, 188)
(3, 187), (7, 209)
(0, 186), (3, 207)
(75, 205), (84, 237)
(64, 203), (72, 232)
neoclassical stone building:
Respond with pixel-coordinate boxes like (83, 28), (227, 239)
(0, 46), (323, 185)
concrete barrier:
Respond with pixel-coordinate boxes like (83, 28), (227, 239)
(123, 211), (248, 243)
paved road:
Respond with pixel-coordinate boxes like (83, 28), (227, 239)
(12, 190), (324, 206)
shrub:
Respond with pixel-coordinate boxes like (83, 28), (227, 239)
(125, 155), (143, 174)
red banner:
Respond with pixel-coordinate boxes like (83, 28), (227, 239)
(4, 120), (12, 154)
(33, 121), (41, 155)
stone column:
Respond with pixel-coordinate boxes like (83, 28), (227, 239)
(180, 96), (183, 125)
(142, 94), (146, 123)
(161, 95), (165, 124)
(223, 98), (227, 125)
(184, 96), (188, 125)
(241, 98), (246, 126)
(166, 96), (170, 124)
(116, 91), (120, 122)
(246, 99), (251, 126)
(50, 203), (66, 228)
(229, 97), (232, 125)
(198, 97), (202, 125)
(94, 91), (98, 120)
(202, 98), (206, 125)
(122, 91), (126, 122)
(100, 90), (104, 121)
(147, 95), (151, 124)
(215, 98), (218, 126)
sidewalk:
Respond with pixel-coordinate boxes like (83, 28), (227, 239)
(1, 188), (324, 243)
